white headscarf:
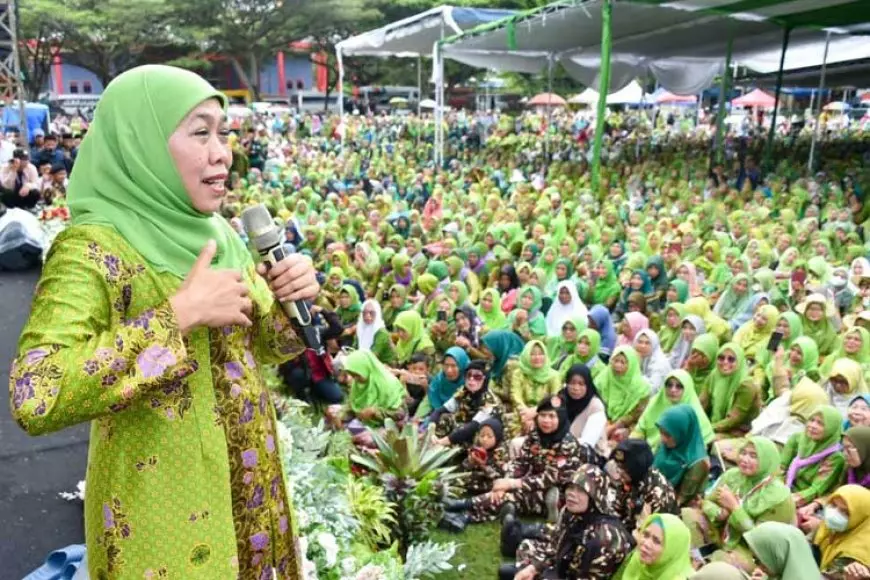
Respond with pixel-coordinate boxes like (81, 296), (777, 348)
(634, 328), (672, 394)
(545, 280), (589, 337)
(356, 299), (385, 351)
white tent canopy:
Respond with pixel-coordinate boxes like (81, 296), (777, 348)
(569, 81), (656, 105)
(741, 35), (870, 75)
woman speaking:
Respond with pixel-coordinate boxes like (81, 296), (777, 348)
(9, 66), (318, 579)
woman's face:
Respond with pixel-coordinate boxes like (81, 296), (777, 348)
(465, 368), (486, 393)
(666, 287), (678, 302)
(499, 273), (512, 291)
(558, 287), (572, 305)
(788, 345), (804, 367)
(397, 328), (410, 342)
(443, 356), (460, 381)
(665, 309), (680, 329)
(339, 293), (351, 308)
(456, 313), (470, 332)
(647, 265), (660, 280)
(390, 291), (404, 308)
(448, 287), (460, 303)
(848, 398), (870, 427)
(678, 265), (689, 281)
(556, 263), (569, 279)
(536, 409), (558, 434)
(168, 99), (232, 214)
(659, 428), (676, 448)
(831, 375), (852, 395)
(638, 523), (665, 565)
(577, 337), (590, 358)
(612, 353), (628, 375)
(562, 322), (578, 343)
(481, 293), (494, 312)
(843, 436), (863, 469)
(520, 292), (534, 311)
(477, 425), (496, 450)
(594, 263), (607, 278)
(522, 248), (533, 261)
(737, 443), (760, 477)
(635, 334), (652, 358)
(630, 274), (644, 290)
(609, 243), (622, 258)
(845, 331), (863, 355)
(753, 309), (770, 328)
(806, 303), (824, 322)
(564, 487), (589, 515)
(559, 241), (571, 257)
(716, 349), (738, 375)
(775, 318), (791, 339)
(806, 413), (825, 440)
(681, 321), (697, 344)
(664, 376), (685, 404)
(362, 305), (376, 325)
(529, 345), (546, 369)
(855, 263), (865, 277)
(566, 372), (587, 399)
(518, 269), (530, 284)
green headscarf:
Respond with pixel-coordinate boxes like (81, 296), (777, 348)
(478, 288), (508, 330)
(336, 284), (361, 325)
(68, 65), (250, 278)
(820, 327), (870, 379)
(792, 405), (844, 465)
(591, 260), (622, 305)
(596, 346), (651, 419)
(707, 343), (748, 423)
(669, 279), (689, 304)
(636, 370), (714, 450)
(518, 340), (560, 384)
(343, 350), (405, 423)
(745, 522), (821, 580)
(393, 310), (434, 363)
(659, 304), (687, 353)
(417, 273), (439, 296)
(653, 403), (709, 486)
(619, 514), (695, 580)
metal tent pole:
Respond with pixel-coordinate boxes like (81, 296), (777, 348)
(590, 0), (612, 191)
(417, 55), (423, 147)
(337, 47), (345, 154)
(714, 29), (733, 166)
(808, 31), (830, 173)
(763, 26), (791, 172)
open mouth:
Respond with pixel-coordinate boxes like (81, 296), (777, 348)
(202, 175), (227, 193)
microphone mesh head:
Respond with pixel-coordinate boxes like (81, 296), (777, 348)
(241, 204), (282, 252)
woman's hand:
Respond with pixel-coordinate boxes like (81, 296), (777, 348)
(844, 562), (870, 580)
(357, 408), (377, 422)
(514, 565), (538, 580)
(797, 502), (819, 521)
(256, 253), (320, 303)
(454, 336), (471, 349)
(171, 240), (253, 334)
(717, 485), (740, 512)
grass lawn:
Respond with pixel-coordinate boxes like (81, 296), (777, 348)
(431, 521), (504, 579)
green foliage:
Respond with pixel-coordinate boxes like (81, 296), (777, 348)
(404, 540), (460, 579)
(347, 477), (396, 550)
(430, 522), (503, 580)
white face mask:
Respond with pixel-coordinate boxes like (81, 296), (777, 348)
(823, 506), (850, 532)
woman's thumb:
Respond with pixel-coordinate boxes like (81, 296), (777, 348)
(192, 239), (217, 273)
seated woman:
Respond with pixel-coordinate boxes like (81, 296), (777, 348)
(427, 296), (458, 358)
(586, 260), (622, 310)
(670, 313), (706, 371)
(659, 304), (688, 357)
(743, 521), (821, 580)
(455, 417), (509, 498)
(354, 299), (396, 366)
(686, 333), (719, 388)
(843, 426), (870, 488)
(782, 405), (846, 510)
(616, 514), (696, 580)
(653, 405), (711, 508)
(634, 329), (673, 394)
(546, 315), (587, 375)
(731, 304), (779, 367)
(508, 465), (634, 580)
(335, 284), (362, 348)
(633, 370), (714, 451)
(393, 310), (436, 370)
(699, 343), (761, 439)
(441, 396), (596, 531)
(544, 280), (589, 338)
(685, 297), (731, 344)
(478, 288), (509, 332)
(607, 439), (679, 533)
(572, 328), (605, 379)
(503, 340), (562, 443)
(616, 312), (649, 348)
(796, 293), (839, 358)
(820, 326), (870, 383)
(481, 330), (526, 401)
(682, 437), (795, 573)
(812, 485), (870, 580)
(453, 305), (484, 358)
(431, 360), (502, 449)
(752, 311), (804, 396)
(382, 284), (412, 331)
(597, 347), (652, 444)
(509, 286), (548, 342)
(713, 274), (754, 334)
(827, 359), (870, 418)
(558, 364), (607, 452)
(588, 304), (617, 363)
(766, 336), (820, 400)
(329, 350), (406, 446)
(415, 347), (470, 419)
(846, 395), (870, 430)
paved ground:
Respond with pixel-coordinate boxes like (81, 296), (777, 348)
(0, 268), (89, 580)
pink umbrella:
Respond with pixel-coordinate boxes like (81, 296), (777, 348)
(656, 91), (697, 104)
(527, 93), (566, 107)
(731, 89), (776, 108)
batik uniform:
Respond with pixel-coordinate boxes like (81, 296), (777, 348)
(608, 463), (679, 532)
(517, 465), (634, 579)
(434, 388), (503, 442)
(468, 431), (596, 523)
(459, 444), (509, 497)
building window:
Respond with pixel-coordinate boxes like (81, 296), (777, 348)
(69, 81), (78, 94)
(83, 81), (92, 94)
(296, 80), (304, 90)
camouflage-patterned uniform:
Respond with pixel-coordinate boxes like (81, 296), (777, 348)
(459, 443), (509, 496)
(607, 462), (679, 533)
(821, 558), (868, 580)
(467, 431), (598, 523)
(516, 465), (634, 579)
(434, 386), (503, 443)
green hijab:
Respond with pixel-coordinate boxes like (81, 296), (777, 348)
(596, 346), (651, 419)
(69, 65), (250, 278)
(394, 310), (434, 363)
(669, 279), (689, 304)
(653, 403), (709, 486)
(707, 343), (748, 423)
(343, 350), (405, 422)
(592, 260), (622, 305)
(794, 405), (844, 461)
(820, 327), (870, 379)
(637, 370), (714, 450)
(518, 340), (560, 384)
(619, 514), (695, 580)
(659, 304), (687, 353)
(745, 522), (821, 580)
(478, 288), (508, 330)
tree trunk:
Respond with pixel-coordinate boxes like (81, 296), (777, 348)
(230, 55), (259, 101)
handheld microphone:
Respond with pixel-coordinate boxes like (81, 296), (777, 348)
(241, 204), (323, 354)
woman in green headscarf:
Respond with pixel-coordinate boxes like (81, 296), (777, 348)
(340, 350), (406, 429)
(780, 405), (846, 507)
(766, 335), (820, 399)
(11, 66), (321, 580)
(796, 293), (839, 357)
(597, 346), (652, 439)
(586, 260), (622, 308)
(382, 283), (412, 331)
(683, 437), (795, 572)
(820, 326), (870, 382)
(744, 522), (821, 580)
(478, 288), (508, 332)
(509, 286), (547, 341)
(504, 340), (562, 435)
(652, 404), (711, 507)
(393, 310), (436, 368)
(752, 311), (804, 397)
(415, 273), (442, 319)
(732, 304), (779, 366)
(632, 370), (714, 450)
(546, 314), (587, 375)
(699, 343), (760, 438)
(617, 514), (696, 580)
(659, 303), (687, 354)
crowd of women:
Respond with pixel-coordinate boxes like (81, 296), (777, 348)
(223, 107), (870, 579)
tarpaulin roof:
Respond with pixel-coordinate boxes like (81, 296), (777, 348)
(336, 6), (516, 58)
(741, 35), (870, 74)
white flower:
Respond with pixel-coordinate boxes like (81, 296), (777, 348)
(354, 564), (385, 580)
(316, 531), (339, 567)
(341, 556), (356, 574)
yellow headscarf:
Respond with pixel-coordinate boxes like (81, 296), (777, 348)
(815, 485), (870, 568)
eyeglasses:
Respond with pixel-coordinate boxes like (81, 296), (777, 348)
(466, 371), (486, 381)
(717, 354), (737, 364)
(665, 380), (684, 390)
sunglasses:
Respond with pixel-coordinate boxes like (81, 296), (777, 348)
(717, 354), (737, 364)
(466, 371), (486, 381)
(665, 380), (684, 390)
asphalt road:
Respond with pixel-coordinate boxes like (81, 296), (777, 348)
(0, 268), (89, 580)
